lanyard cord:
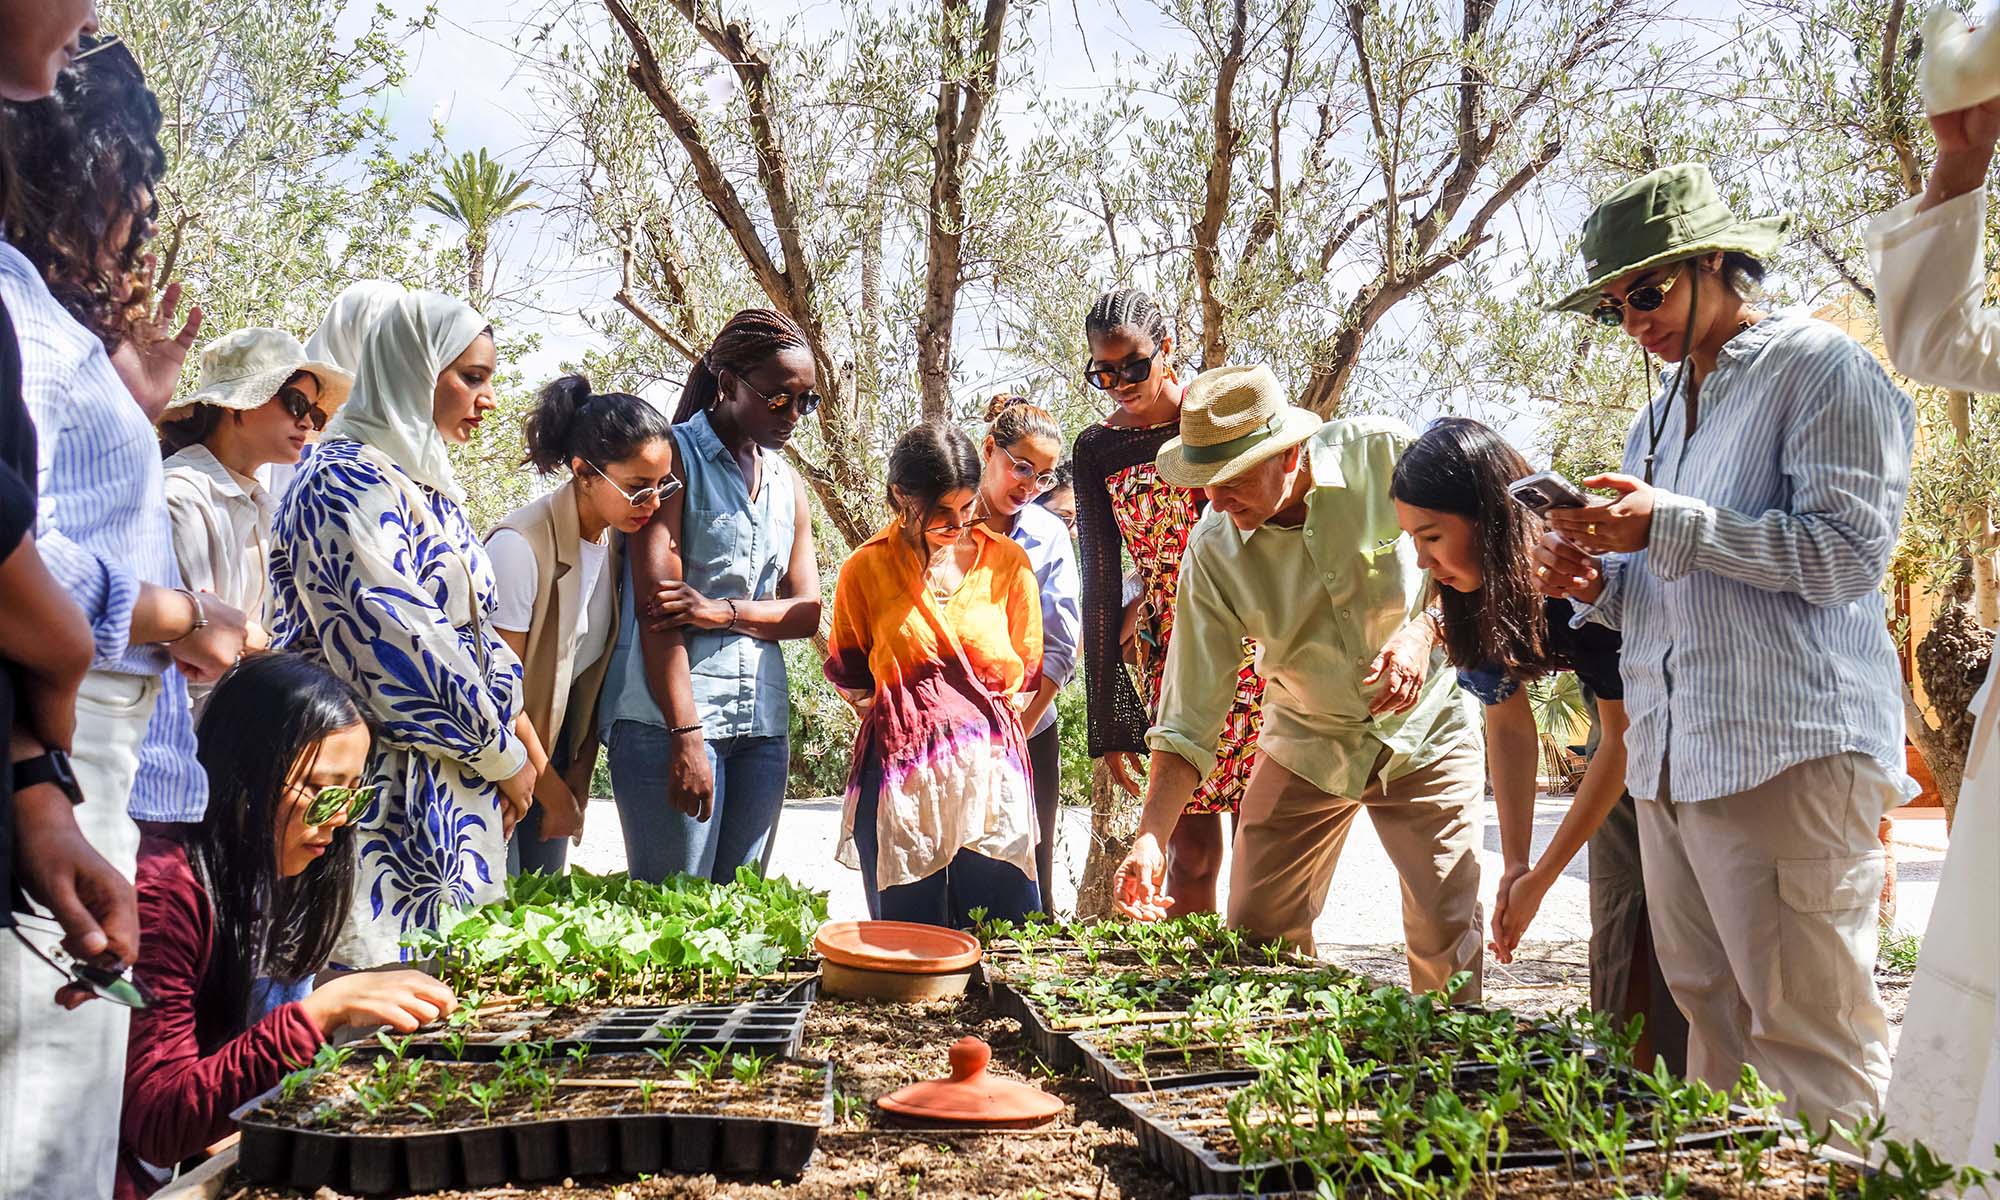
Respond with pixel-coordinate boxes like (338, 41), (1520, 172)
(1641, 268), (1700, 486)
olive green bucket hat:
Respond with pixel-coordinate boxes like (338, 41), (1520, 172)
(1546, 163), (1789, 315)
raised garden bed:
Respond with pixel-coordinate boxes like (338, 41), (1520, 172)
(236, 1041), (832, 1195)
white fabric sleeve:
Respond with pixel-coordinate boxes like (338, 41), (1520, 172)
(1867, 188), (2000, 393)
(483, 528), (541, 633)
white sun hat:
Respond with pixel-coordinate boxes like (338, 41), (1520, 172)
(165, 327), (354, 418)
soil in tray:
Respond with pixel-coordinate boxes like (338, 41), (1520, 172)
(1187, 1147), (1867, 1199)
(228, 992), (1185, 1200)
(257, 1053), (826, 1134)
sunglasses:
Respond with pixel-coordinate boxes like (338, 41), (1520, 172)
(999, 446), (1060, 493)
(11, 915), (152, 1009)
(276, 385), (328, 431)
(1083, 351), (1159, 392)
(298, 782), (379, 826)
(728, 370), (823, 417)
(1591, 266), (1686, 328)
(588, 463), (682, 508)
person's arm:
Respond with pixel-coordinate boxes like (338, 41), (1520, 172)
(1111, 750), (1205, 921)
(650, 472), (821, 641)
(284, 461), (526, 784)
(1020, 522), (1081, 735)
(1003, 552), (1044, 699)
(1492, 700), (1631, 963)
(120, 855), (326, 1170)
(1137, 542), (1247, 785)
(627, 478), (716, 820)
(493, 628), (582, 842)
(1486, 687), (1542, 874)
(822, 551), (876, 716)
(0, 533), (92, 753)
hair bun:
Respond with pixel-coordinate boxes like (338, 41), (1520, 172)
(984, 392), (1029, 423)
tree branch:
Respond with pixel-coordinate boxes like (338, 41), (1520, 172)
(1195, 0), (1250, 367)
(1807, 229), (1877, 304)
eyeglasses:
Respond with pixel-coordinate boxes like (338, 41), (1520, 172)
(923, 516), (975, 536)
(728, 370), (823, 417)
(1591, 266), (1686, 328)
(1083, 351), (1159, 392)
(587, 463), (682, 508)
(998, 446), (1061, 493)
(10, 915), (152, 1009)
(297, 782), (379, 826)
(276, 386), (328, 431)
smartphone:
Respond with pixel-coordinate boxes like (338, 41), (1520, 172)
(1507, 470), (1591, 514)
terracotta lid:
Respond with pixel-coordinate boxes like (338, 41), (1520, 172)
(813, 920), (981, 975)
(877, 1037), (1065, 1127)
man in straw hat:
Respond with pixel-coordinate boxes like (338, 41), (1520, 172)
(1111, 363), (1484, 1000)
(1536, 162), (1914, 1128)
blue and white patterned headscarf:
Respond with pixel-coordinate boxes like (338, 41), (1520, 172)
(326, 289), (485, 502)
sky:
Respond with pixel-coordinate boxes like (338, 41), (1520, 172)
(344, 0), (1757, 433)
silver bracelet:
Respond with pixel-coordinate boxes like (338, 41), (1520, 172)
(164, 587), (208, 644)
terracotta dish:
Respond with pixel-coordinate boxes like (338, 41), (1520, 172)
(878, 1037), (1064, 1128)
(813, 921), (982, 1000)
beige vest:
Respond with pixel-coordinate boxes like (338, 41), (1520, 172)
(489, 483), (622, 787)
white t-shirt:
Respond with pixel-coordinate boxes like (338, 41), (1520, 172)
(487, 528), (617, 670)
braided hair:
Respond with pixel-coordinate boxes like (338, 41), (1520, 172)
(1084, 288), (1170, 350)
(673, 308), (811, 423)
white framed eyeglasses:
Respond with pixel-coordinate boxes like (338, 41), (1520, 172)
(588, 463), (682, 508)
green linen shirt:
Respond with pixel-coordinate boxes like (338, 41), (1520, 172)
(1145, 416), (1474, 799)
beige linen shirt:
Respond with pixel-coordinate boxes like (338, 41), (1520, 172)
(1146, 417), (1472, 798)
(163, 444), (276, 624)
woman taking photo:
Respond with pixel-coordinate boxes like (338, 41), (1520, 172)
(488, 375), (674, 875)
(1391, 418), (1685, 1072)
(976, 395), (1080, 910)
(1072, 288), (1263, 914)
(600, 308), (821, 884)
(827, 422), (1043, 928)
(269, 289), (536, 966)
(159, 328), (353, 696)
(117, 654), (456, 1199)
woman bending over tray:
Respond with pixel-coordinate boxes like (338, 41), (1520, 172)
(117, 654), (457, 1199)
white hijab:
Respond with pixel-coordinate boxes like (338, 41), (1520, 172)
(305, 280), (409, 373)
(325, 289), (487, 503)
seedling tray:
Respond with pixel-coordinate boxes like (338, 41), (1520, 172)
(1113, 1074), (1784, 1195)
(233, 1057), (833, 1195)
(403, 1000), (810, 1061)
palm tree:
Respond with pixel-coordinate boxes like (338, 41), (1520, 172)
(423, 149), (538, 306)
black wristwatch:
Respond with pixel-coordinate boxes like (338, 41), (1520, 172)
(14, 750), (84, 806)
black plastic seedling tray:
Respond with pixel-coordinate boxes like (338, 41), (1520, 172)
(233, 1058), (834, 1194)
(1113, 1074), (1785, 1195)
(403, 1000), (810, 1061)
(1073, 1028), (1262, 1096)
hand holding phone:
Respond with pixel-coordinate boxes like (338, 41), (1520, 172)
(1507, 470), (1591, 514)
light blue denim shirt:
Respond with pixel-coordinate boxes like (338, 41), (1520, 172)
(1006, 502), (1081, 737)
(1572, 313), (1917, 805)
(600, 411), (796, 740)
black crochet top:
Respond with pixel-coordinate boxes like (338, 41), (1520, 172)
(1071, 419), (1185, 759)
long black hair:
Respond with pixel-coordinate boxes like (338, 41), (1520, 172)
(1389, 418), (1549, 679)
(522, 373), (673, 474)
(1, 39), (165, 352)
(185, 654), (369, 1041)
(673, 308), (810, 423)
(887, 421), (981, 546)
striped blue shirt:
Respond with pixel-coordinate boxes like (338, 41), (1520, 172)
(1573, 312), (1916, 804)
(1, 241), (206, 821)
(1005, 501), (1082, 738)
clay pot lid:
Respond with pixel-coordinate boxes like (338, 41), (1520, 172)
(877, 1037), (1065, 1127)
(813, 920), (981, 975)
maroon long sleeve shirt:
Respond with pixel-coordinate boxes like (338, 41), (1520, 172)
(116, 834), (325, 1199)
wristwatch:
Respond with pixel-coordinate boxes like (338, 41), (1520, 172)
(14, 750), (84, 806)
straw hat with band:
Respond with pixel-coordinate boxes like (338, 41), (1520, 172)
(1154, 363), (1321, 489)
(1545, 163), (1788, 318)
(1546, 164), (1787, 484)
(165, 327), (354, 420)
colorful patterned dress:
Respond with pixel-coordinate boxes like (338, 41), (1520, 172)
(1074, 419), (1263, 814)
(269, 439), (527, 967)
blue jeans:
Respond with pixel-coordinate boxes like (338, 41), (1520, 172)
(852, 746), (1040, 929)
(508, 738), (573, 877)
(609, 721), (788, 884)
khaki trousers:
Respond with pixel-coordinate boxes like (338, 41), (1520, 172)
(0, 670), (156, 1199)
(1639, 752), (1896, 1130)
(1227, 737), (1484, 1001)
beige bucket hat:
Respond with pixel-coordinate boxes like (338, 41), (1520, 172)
(1154, 363), (1321, 488)
(165, 327), (354, 417)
